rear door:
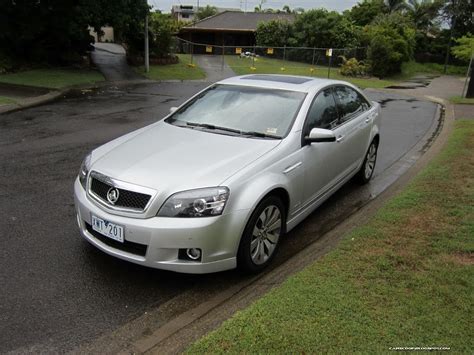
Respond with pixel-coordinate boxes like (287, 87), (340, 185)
(331, 85), (372, 180)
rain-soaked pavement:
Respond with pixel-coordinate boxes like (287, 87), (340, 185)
(0, 82), (439, 352)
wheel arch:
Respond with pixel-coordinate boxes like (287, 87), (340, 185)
(372, 133), (380, 146)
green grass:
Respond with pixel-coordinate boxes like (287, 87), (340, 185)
(450, 96), (474, 105)
(225, 55), (396, 89)
(136, 54), (206, 81)
(188, 120), (474, 353)
(0, 68), (104, 89)
(0, 96), (16, 105)
(398, 61), (468, 79)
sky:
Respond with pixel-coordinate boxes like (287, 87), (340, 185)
(148, 0), (361, 13)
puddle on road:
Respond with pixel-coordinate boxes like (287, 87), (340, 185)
(376, 97), (421, 108)
(386, 75), (439, 90)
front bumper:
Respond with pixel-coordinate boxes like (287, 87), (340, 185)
(74, 179), (249, 274)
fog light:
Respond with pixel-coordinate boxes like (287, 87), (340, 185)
(186, 248), (201, 260)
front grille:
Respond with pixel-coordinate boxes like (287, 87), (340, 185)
(90, 177), (151, 211)
(85, 223), (148, 256)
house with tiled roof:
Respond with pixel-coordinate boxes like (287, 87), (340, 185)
(178, 11), (295, 51)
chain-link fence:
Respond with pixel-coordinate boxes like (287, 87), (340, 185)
(173, 37), (367, 79)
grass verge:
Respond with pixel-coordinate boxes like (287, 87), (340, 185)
(188, 120), (474, 353)
(136, 54), (206, 81)
(225, 55), (396, 89)
(399, 61), (468, 79)
(0, 68), (104, 89)
(450, 96), (474, 105)
(0, 96), (16, 106)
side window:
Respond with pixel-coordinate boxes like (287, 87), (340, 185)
(304, 89), (339, 135)
(334, 86), (368, 124)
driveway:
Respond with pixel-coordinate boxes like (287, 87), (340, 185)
(91, 43), (144, 81)
(0, 81), (439, 353)
(192, 55), (236, 82)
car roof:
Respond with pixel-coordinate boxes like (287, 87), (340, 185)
(217, 74), (347, 93)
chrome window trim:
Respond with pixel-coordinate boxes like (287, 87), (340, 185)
(87, 171), (157, 214)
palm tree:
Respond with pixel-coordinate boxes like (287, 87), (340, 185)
(384, 0), (408, 12)
(254, 0), (266, 12)
(405, 0), (443, 30)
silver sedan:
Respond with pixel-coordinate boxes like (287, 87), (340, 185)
(74, 74), (381, 273)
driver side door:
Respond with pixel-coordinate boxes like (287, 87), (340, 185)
(301, 87), (341, 208)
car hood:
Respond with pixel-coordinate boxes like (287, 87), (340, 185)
(91, 121), (280, 192)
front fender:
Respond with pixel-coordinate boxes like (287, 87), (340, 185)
(228, 173), (291, 213)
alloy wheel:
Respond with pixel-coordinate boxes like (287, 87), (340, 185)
(364, 143), (377, 180)
(250, 205), (282, 265)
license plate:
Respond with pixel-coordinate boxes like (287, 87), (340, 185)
(91, 215), (124, 243)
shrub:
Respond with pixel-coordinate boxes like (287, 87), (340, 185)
(339, 56), (368, 77)
(365, 13), (416, 77)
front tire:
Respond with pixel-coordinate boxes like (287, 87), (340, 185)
(237, 196), (285, 273)
(356, 139), (378, 184)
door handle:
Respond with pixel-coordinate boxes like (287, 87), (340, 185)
(336, 135), (345, 142)
(365, 117), (371, 123)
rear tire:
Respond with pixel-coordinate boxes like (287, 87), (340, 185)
(237, 196), (285, 273)
(356, 139), (378, 184)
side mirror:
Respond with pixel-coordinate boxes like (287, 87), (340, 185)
(305, 128), (336, 144)
(169, 107), (178, 114)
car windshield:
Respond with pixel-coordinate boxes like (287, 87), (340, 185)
(165, 85), (306, 138)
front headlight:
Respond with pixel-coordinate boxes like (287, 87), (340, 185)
(78, 153), (92, 190)
(157, 187), (230, 217)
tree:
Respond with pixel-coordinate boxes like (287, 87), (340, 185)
(384, 0), (408, 12)
(0, 0), (150, 68)
(256, 20), (293, 47)
(345, 0), (387, 26)
(405, 0), (443, 31)
(254, 0), (267, 12)
(0, 0), (93, 66)
(451, 34), (474, 97)
(442, 0), (474, 38)
(282, 5), (292, 14)
(366, 12), (416, 77)
(290, 9), (361, 49)
(452, 35), (474, 61)
(196, 5), (217, 20)
(441, 0), (474, 71)
(149, 12), (174, 57)
(82, 0), (149, 50)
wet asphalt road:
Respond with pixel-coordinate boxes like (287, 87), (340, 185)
(0, 82), (438, 353)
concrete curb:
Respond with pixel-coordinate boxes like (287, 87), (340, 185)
(0, 79), (153, 115)
(0, 90), (63, 115)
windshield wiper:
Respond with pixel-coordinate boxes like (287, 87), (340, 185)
(185, 122), (242, 135)
(182, 122), (280, 139)
(240, 131), (280, 139)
